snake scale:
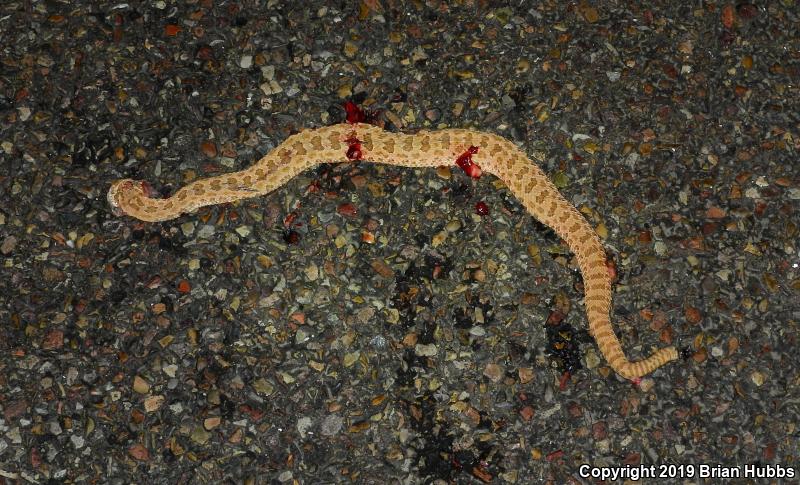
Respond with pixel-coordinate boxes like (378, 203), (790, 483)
(108, 123), (679, 380)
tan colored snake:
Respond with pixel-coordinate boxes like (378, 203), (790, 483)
(108, 123), (679, 379)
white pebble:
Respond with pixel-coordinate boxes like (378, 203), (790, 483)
(71, 435), (85, 449)
(415, 344), (438, 356)
(296, 417), (313, 438)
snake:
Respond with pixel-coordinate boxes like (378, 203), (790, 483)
(107, 123), (679, 380)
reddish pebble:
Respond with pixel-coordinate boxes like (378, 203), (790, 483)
(128, 444), (150, 461)
(42, 329), (64, 350)
(685, 306), (702, 324)
(130, 408), (145, 424)
(15, 88), (29, 102)
(475, 201), (489, 216)
(4, 399), (28, 420)
(567, 401), (583, 418)
(706, 205), (727, 219)
(164, 24), (182, 37)
(196, 45), (213, 60)
(337, 202), (358, 217)
(200, 141), (217, 158)
(754, 201), (767, 217)
(361, 230), (375, 244)
(558, 371), (571, 391)
(592, 421), (608, 440)
(546, 310), (565, 325)
(764, 442), (777, 461)
(177, 280), (191, 293)
(721, 4), (735, 29)
(238, 404), (265, 421)
(701, 222), (717, 236)
(30, 447), (42, 468)
(623, 452), (642, 466)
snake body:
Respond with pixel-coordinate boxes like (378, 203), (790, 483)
(108, 123), (678, 379)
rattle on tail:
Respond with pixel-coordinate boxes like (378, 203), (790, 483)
(108, 122), (679, 380)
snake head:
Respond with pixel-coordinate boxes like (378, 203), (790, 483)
(107, 179), (151, 216)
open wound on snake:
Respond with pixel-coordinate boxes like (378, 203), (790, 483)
(107, 123), (679, 380)
(345, 133), (364, 161)
(455, 145), (482, 179)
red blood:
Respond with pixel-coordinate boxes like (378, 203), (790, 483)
(346, 144), (362, 160)
(343, 101), (381, 125)
(455, 146), (479, 170)
(345, 135), (363, 160)
(344, 101), (366, 124)
(475, 201), (489, 216)
(455, 146), (482, 179)
(464, 163), (482, 178)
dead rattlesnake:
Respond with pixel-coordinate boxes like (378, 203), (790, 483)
(108, 123), (679, 379)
